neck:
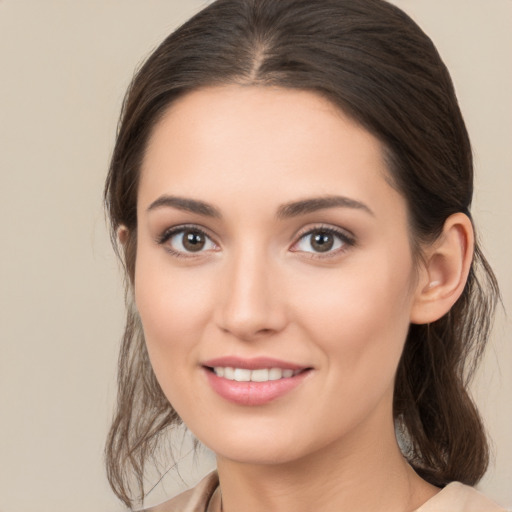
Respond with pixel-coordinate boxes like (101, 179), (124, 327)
(215, 408), (438, 512)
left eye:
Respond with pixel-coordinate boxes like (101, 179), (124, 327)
(293, 229), (348, 254)
(163, 228), (217, 254)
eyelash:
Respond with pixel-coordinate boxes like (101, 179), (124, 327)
(291, 225), (355, 259)
(157, 224), (355, 259)
(157, 224), (217, 259)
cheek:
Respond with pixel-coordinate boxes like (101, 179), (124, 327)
(134, 262), (218, 418)
(133, 249), (216, 381)
(291, 251), (414, 381)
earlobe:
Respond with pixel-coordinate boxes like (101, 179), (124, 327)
(118, 225), (129, 245)
(410, 213), (474, 325)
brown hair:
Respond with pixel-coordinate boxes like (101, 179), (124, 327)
(104, 0), (499, 507)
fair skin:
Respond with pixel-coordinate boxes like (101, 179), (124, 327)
(129, 85), (473, 512)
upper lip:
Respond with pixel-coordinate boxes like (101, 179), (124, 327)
(202, 356), (308, 371)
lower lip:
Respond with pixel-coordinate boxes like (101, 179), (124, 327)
(204, 368), (310, 406)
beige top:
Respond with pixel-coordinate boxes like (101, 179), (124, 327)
(145, 471), (507, 512)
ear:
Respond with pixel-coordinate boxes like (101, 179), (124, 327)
(117, 225), (129, 245)
(410, 213), (474, 325)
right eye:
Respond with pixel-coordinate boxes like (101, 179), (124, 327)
(159, 226), (217, 256)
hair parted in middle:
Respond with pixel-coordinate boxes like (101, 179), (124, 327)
(104, 0), (499, 507)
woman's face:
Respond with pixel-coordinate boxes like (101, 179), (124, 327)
(134, 85), (420, 465)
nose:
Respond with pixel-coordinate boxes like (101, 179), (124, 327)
(214, 246), (288, 341)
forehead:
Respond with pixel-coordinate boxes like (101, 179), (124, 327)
(138, 85), (404, 222)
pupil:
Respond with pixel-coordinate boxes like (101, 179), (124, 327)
(312, 232), (333, 252)
(183, 230), (205, 252)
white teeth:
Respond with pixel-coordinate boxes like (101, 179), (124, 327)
(223, 367), (235, 380)
(251, 369), (269, 382)
(233, 368), (251, 382)
(212, 366), (300, 382)
(268, 368), (283, 380)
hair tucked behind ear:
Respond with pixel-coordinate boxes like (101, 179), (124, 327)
(104, 0), (500, 507)
(394, 245), (499, 486)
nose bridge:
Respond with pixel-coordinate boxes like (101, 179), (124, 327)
(216, 241), (285, 339)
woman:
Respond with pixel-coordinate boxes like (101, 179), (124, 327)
(104, 0), (504, 510)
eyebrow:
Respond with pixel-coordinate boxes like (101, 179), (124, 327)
(146, 194), (373, 219)
(276, 195), (374, 219)
(147, 195), (222, 218)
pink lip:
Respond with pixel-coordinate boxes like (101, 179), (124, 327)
(202, 357), (311, 406)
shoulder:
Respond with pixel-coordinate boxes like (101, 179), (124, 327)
(143, 472), (219, 512)
(415, 482), (507, 512)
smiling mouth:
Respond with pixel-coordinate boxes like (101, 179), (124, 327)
(203, 362), (312, 405)
(209, 367), (304, 382)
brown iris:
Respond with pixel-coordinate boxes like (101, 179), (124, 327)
(182, 230), (206, 252)
(310, 231), (334, 252)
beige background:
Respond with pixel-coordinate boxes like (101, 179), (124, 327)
(0, 1), (510, 511)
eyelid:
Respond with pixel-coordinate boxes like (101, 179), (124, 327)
(156, 223), (219, 257)
(290, 224), (356, 257)
(156, 222), (355, 259)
